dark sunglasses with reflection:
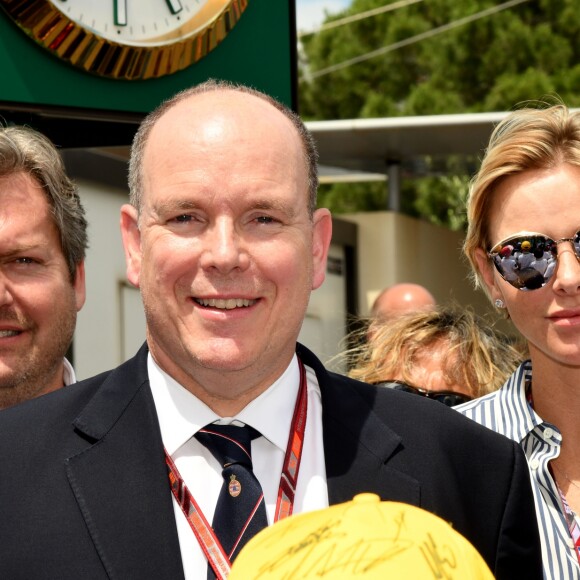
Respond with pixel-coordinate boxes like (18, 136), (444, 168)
(372, 380), (473, 407)
(488, 229), (580, 291)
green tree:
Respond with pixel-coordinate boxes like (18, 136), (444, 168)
(300, 0), (580, 228)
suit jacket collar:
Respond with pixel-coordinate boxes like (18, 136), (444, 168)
(297, 343), (421, 507)
(67, 343), (420, 578)
(67, 344), (185, 580)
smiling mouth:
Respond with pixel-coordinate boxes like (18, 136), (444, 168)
(0, 330), (21, 338)
(195, 298), (257, 310)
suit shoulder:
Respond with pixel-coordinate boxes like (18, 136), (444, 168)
(324, 372), (520, 456)
(0, 367), (113, 429)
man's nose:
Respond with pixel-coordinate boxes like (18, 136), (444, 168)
(199, 219), (250, 273)
(0, 271), (14, 307)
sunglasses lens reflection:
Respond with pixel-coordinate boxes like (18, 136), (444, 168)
(490, 231), (580, 291)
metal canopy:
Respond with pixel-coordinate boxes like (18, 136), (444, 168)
(306, 111), (511, 177)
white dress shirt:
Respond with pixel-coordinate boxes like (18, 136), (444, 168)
(148, 353), (328, 579)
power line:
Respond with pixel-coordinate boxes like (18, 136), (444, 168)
(299, 0), (424, 38)
(309, 0), (531, 79)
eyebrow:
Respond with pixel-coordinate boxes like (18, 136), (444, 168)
(151, 197), (298, 219)
(250, 199), (297, 218)
(0, 244), (43, 260)
(151, 199), (200, 216)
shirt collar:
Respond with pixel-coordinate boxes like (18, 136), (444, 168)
(63, 357), (76, 386)
(498, 360), (544, 442)
(147, 354), (300, 455)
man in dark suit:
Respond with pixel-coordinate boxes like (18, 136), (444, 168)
(0, 81), (541, 579)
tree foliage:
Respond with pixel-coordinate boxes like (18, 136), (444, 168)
(300, 0), (580, 228)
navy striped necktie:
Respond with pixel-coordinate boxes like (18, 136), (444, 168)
(195, 423), (268, 576)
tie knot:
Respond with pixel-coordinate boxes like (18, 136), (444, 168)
(196, 423), (260, 469)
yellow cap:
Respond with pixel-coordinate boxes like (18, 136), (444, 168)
(229, 493), (494, 579)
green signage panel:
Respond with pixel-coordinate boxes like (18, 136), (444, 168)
(0, 0), (296, 114)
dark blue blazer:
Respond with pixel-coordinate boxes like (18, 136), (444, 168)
(0, 343), (542, 579)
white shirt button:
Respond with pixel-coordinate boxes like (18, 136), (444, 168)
(543, 427), (554, 441)
(530, 459), (540, 470)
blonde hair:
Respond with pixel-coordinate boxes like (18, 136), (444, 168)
(463, 102), (580, 292)
(346, 306), (524, 398)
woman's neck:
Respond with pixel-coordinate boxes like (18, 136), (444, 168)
(528, 351), (580, 429)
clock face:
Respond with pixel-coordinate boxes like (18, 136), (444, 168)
(48, 0), (231, 46)
(0, 0), (249, 80)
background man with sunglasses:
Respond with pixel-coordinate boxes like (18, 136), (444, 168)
(348, 305), (523, 404)
(0, 82), (541, 579)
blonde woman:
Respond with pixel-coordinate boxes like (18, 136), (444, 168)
(458, 103), (580, 579)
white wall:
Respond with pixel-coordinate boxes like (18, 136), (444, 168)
(299, 244), (347, 371)
(73, 180), (142, 380)
(341, 211), (516, 336)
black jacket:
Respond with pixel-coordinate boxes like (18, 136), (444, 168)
(0, 343), (542, 579)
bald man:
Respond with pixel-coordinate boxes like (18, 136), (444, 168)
(371, 283), (436, 320)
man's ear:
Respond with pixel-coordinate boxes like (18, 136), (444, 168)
(120, 204), (142, 288)
(311, 208), (333, 290)
(73, 260), (86, 311)
(474, 248), (504, 303)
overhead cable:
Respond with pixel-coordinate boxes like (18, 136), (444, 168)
(309, 0), (530, 79)
(299, 0), (424, 38)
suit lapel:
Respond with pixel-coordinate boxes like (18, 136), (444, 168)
(297, 344), (421, 507)
(65, 345), (185, 580)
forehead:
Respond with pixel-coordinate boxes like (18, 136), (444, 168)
(0, 171), (49, 209)
(147, 91), (304, 163)
(140, 91), (309, 209)
(0, 171), (57, 234)
(488, 164), (580, 240)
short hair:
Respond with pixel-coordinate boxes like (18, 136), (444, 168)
(464, 102), (580, 291)
(346, 306), (524, 398)
(0, 126), (88, 281)
(128, 79), (319, 217)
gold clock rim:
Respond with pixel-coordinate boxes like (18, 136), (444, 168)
(0, 0), (249, 80)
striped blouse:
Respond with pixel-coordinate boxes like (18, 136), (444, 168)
(457, 361), (580, 580)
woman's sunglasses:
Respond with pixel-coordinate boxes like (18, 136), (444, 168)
(487, 230), (580, 291)
(373, 380), (472, 407)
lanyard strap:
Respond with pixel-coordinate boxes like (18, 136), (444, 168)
(165, 358), (309, 578)
(166, 452), (232, 579)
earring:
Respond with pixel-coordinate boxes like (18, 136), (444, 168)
(494, 298), (505, 309)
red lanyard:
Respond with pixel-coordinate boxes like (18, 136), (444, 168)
(165, 358), (308, 579)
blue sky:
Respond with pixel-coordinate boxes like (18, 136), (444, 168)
(295, 0), (352, 32)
